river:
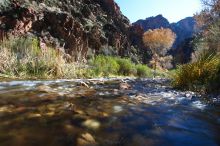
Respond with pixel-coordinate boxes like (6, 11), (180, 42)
(0, 78), (219, 146)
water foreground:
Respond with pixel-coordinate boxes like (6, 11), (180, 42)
(0, 78), (219, 146)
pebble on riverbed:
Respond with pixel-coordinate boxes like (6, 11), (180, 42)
(113, 105), (123, 113)
(82, 119), (100, 130)
(27, 113), (42, 118)
(77, 132), (97, 146)
(119, 82), (131, 90)
(37, 85), (54, 93)
(0, 105), (14, 113)
(79, 81), (90, 88)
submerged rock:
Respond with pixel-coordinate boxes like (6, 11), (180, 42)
(79, 82), (90, 88)
(0, 105), (14, 113)
(129, 134), (155, 146)
(64, 123), (78, 135)
(113, 105), (123, 113)
(119, 82), (132, 90)
(82, 119), (100, 130)
(77, 133), (97, 146)
(37, 85), (54, 93)
(27, 113), (42, 118)
(44, 111), (55, 117)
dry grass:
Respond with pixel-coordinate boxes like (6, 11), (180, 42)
(0, 36), (79, 79)
(0, 37), (157, 79)
(172, 50), (220, 92)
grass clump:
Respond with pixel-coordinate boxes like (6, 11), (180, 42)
(172, 50), (220, 93)
(0, 37), (156, 79)
(0, 36), (75, 79)
(116, 58), (136, 76)
(136, 64), (152, 78)
(89, 55), (119, 77)
(89, 55), (154, 78)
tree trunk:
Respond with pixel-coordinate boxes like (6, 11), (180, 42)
(153, 53), (158, 78)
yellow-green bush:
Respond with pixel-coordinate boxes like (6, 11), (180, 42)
(116, 58), (136, 76)
(89, 55), (120, 76)
(89, 55), (154, 78)
(136, 64), (152, 78)
(172, 50), (220, 92)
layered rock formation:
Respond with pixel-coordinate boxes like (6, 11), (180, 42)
(0, 0), (145, 62)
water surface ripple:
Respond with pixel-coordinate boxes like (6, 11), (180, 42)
(0, 78), (219, 146)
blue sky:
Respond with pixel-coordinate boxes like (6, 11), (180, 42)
(114, 0), (202, 23)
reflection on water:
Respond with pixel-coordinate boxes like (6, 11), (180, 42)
(0, 78), (219, 146)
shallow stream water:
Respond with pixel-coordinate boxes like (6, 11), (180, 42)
(0, 78), (219, 146)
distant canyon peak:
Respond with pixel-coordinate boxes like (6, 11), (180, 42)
(133, 14), (197, 48)
(133, 14), (197, 64)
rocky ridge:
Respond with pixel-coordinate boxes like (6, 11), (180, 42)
(134, 15), (197, 64)
(134, 15), (197, 48)
(0, 0), (146, 62)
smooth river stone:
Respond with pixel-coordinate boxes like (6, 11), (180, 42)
(82, 119), (100, 130)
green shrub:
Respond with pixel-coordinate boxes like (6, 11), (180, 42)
(136, 64), (152, 77)
(116, 58), (136, 76)
(209, 64), (220, 92)
(89, 55), (119, 77)
(89, 55), (155, 77)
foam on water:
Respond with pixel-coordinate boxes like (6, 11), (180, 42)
(191, 101), (206, 110)
(113, 105), (123, 113)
